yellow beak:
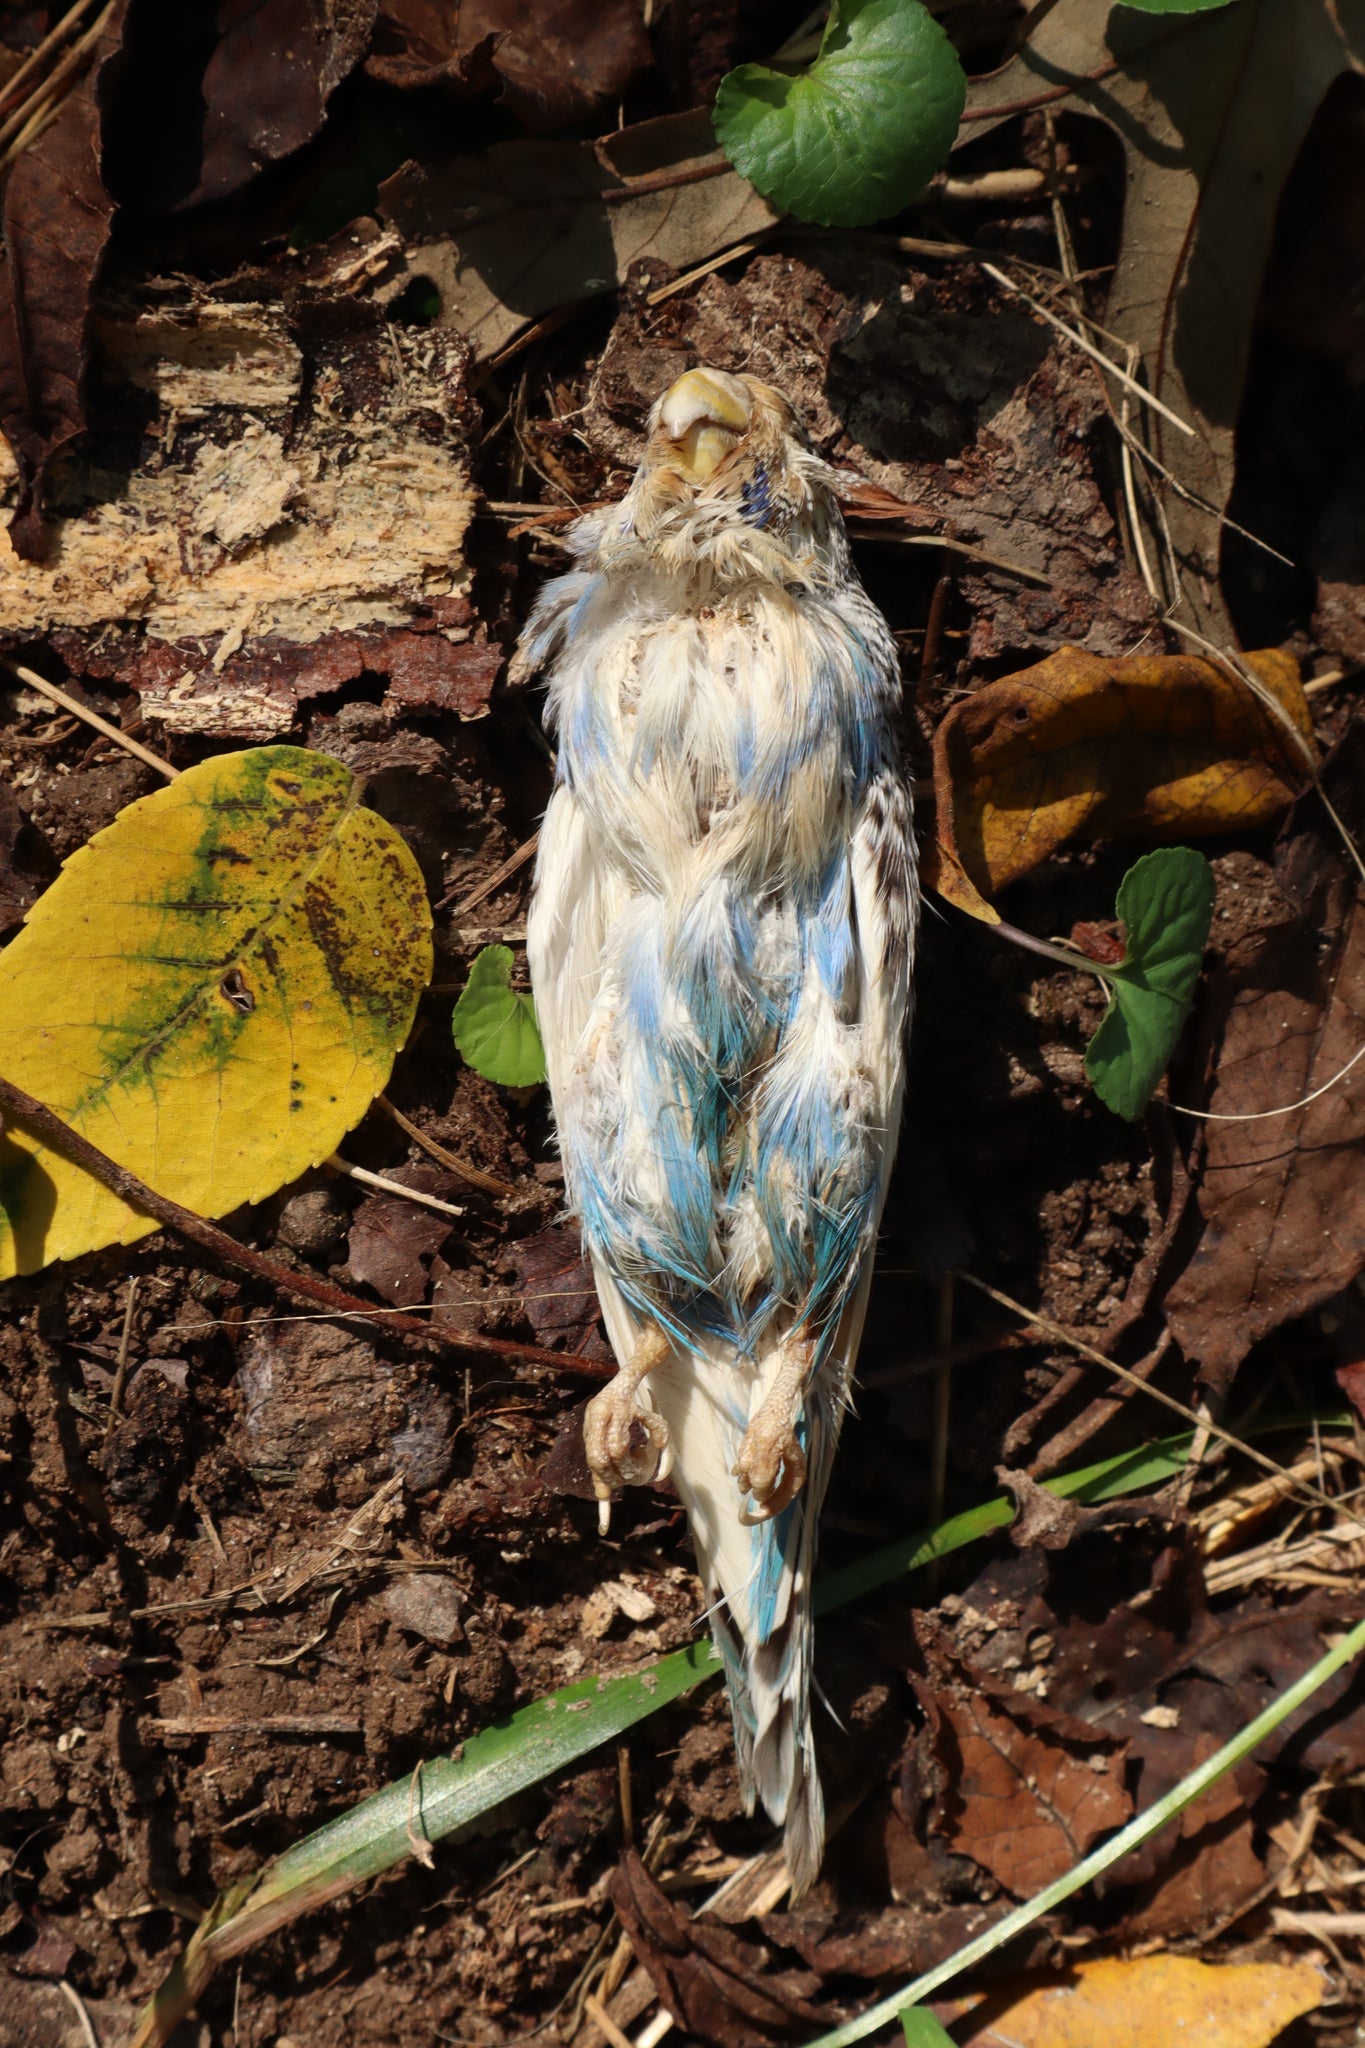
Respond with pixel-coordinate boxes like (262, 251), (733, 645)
(658, 368), (752, 482)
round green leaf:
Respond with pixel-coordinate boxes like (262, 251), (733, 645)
(713, 0), (967, 229)
(452, 944), (547, 1087)
(1084, 847), (1215, 1121)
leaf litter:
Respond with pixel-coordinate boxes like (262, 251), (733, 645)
(1, 1), (1365, 2045)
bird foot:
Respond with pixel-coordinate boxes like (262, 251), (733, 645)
(583, 1327), (672, 1534)
(734, 1341), (811, 1523)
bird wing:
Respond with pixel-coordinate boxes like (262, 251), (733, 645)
(526, 782), (614, 1107)
(638, 770), (914, 1890)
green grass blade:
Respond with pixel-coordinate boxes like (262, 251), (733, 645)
(810, 1612), (1365, 2048)
(219, 1641), (719, 1953)
(814, 1433), (1190, 1614)
(901, 2010), (956, 2046)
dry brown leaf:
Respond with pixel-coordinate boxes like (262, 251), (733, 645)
(955, 1955), (1322, 2048)
(924, 646), (1311, 923)
(914, 1622), (1131, 1897)
(0, 6), (125, 558)
(344, 1165), (461, 1308)
(379, 109), (778, 361)
(369, 0), (651, 131)
(104, 0), (378, 213)
(961, 0), (1365, 639)
(929, 1689), (1130, 1895)
(1163, 724), (1365, 1391)
(607, 1848), (831, 2048)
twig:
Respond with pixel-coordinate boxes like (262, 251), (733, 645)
(0, 1071), (604, 1377)
(957, 1270), (1340, 1514)
(851, 530), (1051, 584)
(957, 56), (1123, 125)
(325, 1155), (465, 1220)
(0, 0), (100, 122)
(442, 832), (540, 916)
(584, 1995), (636, 2048)
(978, 262), (1194, 436)
(149, 1714), (362, 1738)
(935, 168), (1046, 203)
(377, 1097), (516, 1199)
(103, 1276), (139, 1439)
(0, 0), (114, 161)
(57, 1981), (101, 2048)
(645, 234), (775, 307)
(1029, 1329), (1173, 1479)
(6, 663), (177, 782)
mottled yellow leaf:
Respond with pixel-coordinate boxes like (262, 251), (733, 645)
(0, 746), (432, 1276)
(955, 1954), (1322, 2048)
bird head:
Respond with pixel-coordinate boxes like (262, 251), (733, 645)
(615, 366), (841, 581)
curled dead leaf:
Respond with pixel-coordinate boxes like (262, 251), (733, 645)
(924, 646), (1313, 923)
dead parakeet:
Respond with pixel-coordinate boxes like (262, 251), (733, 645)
(516, 368), (917, 1893)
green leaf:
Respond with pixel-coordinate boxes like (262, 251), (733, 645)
(900, 2010), (957, 2046)
(452, 944), (547, 1087)
(1084, 847), (1215, 1121)
(712, 0), (966, 229)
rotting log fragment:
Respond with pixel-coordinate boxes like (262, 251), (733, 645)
(0, 290), (486, 741)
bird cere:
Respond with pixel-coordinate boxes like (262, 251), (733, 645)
(516, 367), (917, 1894)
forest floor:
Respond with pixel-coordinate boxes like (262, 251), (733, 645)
(2, 4), (1365, 2047)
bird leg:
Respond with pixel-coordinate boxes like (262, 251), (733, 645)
(734, 1337), (812, 1524)
(583, 1323), (673, 1534)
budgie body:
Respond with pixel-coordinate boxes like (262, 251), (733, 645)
(518, 369), (917, 1892)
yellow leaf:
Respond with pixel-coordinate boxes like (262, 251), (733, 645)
(0, 746), (432, 1276)
(955, 1954), (1322, 2048)
(923, 646), (1313, 923)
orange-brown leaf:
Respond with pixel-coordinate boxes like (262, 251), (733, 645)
(932, 1687), (1131, 1896)
(954, 1955), (1322, 2048)
(924, 646), (1312, 923)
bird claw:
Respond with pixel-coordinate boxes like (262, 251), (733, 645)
(734, 1421), (807, 1524)
(584, 1386), (670, 1491)
(583, 1330), (672, 1532)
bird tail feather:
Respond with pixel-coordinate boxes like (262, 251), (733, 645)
(648, 1334), (839, 1897)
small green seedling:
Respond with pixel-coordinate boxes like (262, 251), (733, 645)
(999, 846), (1215, 1121)
(713, 0), (966, 228)
(451, 944), (547, 1087)
(1083, 848), (1215, 1119)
